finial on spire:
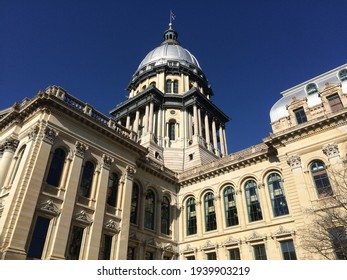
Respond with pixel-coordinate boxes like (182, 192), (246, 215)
(169, 10), (176, 29)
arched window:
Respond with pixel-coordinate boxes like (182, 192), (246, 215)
(165, 80), (172, 93)
(306, 83), (318, 95)
(107, 172), (119, 207)
(150, 81), (156, 88)
(204, 192), (217, 231)
(310, 160), (333, 198)
(169, 121), (176, 140)
(144, 190), (155, 230)
(338, 69), (347, 81)
(223, 186), (239, 227)
(10, 145), (26, 184)
(186, 197), (197, 235)
(130, 183), (139, 224)
(244, 180), (263, 222)
(161, 196), (170, 235)
(267, 173), (289, 217)
(173, 80), (179, 93)
(46, 148), (66, 187)
(79, 161), (95, 198)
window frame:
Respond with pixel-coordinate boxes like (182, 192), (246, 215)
(144, 189), (155, 230)
(244, 180), (263, 222)
(204, 192), (217, 232)
(293, 107), (308, 124)
(280, 239), (297, 260)
(267, 173), (289, 217)
(223, 185), (239, 227)
(186, 197), (197, 236)
(310, 160), (333, 198)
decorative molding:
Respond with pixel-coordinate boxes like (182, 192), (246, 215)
(222, 236), (242, 247)
(43, 127), (57, 144)
(1, 137), (19, 152)
(271, 226), (295, 239)
(74, 210), (92, 224)
(286, 155), (302, 169)
(102, 154), (113, 169)
(74, 141), (88, 157)
(201, 240), (216, 250)
(126, 165), (136, 180)
(104, 219), (120, 234)
(182, 244), (196, 253)
(39, 199), (60, 216)
(246, 231), (267, 243)
(28, 125), (40, 140)
(322, 143), (340, 159)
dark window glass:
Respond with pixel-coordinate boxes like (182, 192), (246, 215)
(186, 197), (197, 235)
(280, 240), (297, 260)
(206, 252), (217, 260)
(144, 190), (155, 230)
(186, 255), (195, 260)
(107, 173), (119, 207)
(253, 244), (267, 260)
(27, 216), (50, 259)
(245, 180), (263, 222)
(46, 148), (66, 187)
(145, 251), (154, 260)
(229, 248), (241, 260)
(267, 173), (289, 217)
(79, 161), (94, 198)
(204, 192), (217, 231)
(66, 226), (84, 260)
(166, 80), (172, 93)
(169, 122), (175, 140)
(338, 69), (347, 81)
(293, 107), (307, 124)
(327, 93), (343, 112)
(329, 227), (347, 260)
(161, 197), (170, 235)
(223, 186), (239, 227)
(130, 183), (139, 224)
(306, 83), (318, 95)
(127, 247), (136, 260)
(99, 234), (112, 260)
(310, 161), (333, 198)
(173, 80), (179, 93)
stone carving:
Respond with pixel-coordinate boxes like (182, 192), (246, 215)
(182, 244), (196, 253)
(75, 141), (88, 157)
(102, 154), (113, 169)
(222, 236), (241, 246)
(201, 240), (216, 250)
(322, 143), (339, 158)
(74, 210), (92, 224)
(104, 219), (120, 233)
(271, 226), (295, 238)
(286, 155), (301, 169)
(43, 127), (57, 144)
(39, 199), (60, 216)
(246, 231), (267, 242)
(28, 125), (40, 140)
(1, 137), (19, 152)
(126, 166), (136, 180)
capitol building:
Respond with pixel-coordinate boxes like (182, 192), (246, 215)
(1, 23), (347, 260)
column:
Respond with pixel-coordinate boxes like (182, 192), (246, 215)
(47, 141), (87, 259)
(115, 166), (136, 259)
(85, 155), (112, 259)
(4, 127), (57, 259)
(0, 137), (19, 188)
(204, 114), (211, 151)
(143, 104), (149, 133)
(193, 104), (198, 136)
(219, 125), (226, 156)
(133, 110), (140, 134)
(157, 108), (162, 144)
(212, 119), (218, 154)
(148, 102), (154, 134)
(198, 108), (202, 137)
(125, 115), (131, 130)
(223, 127), (228, 155)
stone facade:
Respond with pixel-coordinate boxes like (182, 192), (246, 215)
(1, 25), (347, 260)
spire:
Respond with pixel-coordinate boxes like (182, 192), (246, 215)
(162, 10), (179, 45)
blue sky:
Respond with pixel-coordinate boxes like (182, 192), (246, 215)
(1, 0), (347, 153)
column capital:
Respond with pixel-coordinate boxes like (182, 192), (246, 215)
(322, 143), (339, 159)
(43, 127), (58, 144)
(74, 141), (88, 158)
(28, 125), (40, 140)
(102, 154), (114, 170)
(1, 137), (19, 152)
(286, 154), (302, 169)
(126, 165), (136, 181)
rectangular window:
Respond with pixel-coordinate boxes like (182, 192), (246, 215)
(253, 244), (267, 260)
(328, 226), (347, 260)
(229, 248), (241, 260)
(294, 107), (307, 124)
(280, 240), (297, 260)
(27, 216), (50, 259)
(66, 225), (84, 260)
(127, 247), (136, 260)
(206, 252), (217, 260)
(99, 234), (113, 260)
(327, 93), (343, 112)
(145, 251), (154, 260)
(186, 255), (195, 260)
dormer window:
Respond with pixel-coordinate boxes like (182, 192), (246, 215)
(338, 69), (347, 81)
(306, 83), (318, 95)
(293, 107), (307, 124)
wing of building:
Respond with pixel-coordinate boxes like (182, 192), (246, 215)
(1, 24), (347, 260)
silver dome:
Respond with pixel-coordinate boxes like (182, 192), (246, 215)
(136, 43), (201, 72)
